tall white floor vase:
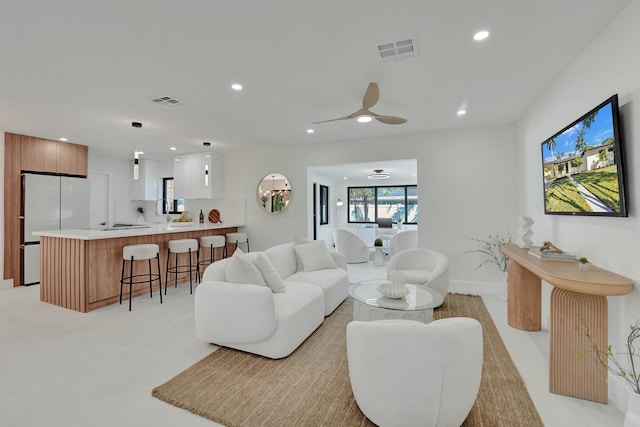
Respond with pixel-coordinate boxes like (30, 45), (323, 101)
(625, 391), (640, 427)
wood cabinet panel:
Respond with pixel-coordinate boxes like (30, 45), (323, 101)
(40, 237), (87, 312)
(20, 135), (58, 172)
(57, 142), (88, 176)
(3, 134), (21, 282)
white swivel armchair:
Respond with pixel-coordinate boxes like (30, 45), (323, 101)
(347, 317), (483, 427)
(386, 248), (449, 302)
(333, 228), (369, 264)
(388, 229), (418, 257)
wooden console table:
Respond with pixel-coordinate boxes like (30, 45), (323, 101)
(500, 244), (632, 403)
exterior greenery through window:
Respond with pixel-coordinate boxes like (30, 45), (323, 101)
(347, 185), (417, 224)
(162, 177), (184, 214)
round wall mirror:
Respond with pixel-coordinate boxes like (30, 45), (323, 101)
(257, 172), (292, 214)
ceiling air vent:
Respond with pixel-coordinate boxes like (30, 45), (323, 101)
(151, 95), (182, 107)
(377, 37), (418, 63)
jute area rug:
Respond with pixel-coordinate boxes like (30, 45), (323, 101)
(152, 294), (543, 426)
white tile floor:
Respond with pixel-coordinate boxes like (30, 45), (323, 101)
(0, 262), (624, 427)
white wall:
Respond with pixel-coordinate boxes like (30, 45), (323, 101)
(225, 123), (518, 286)
(88, 151), (141, 225)
(517, 0), (640, 409)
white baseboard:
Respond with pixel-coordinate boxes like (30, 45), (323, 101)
(0, 278), (14, 290)
(449, 279), (507, 301)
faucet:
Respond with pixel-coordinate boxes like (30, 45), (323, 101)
(155, 199), (171, 223)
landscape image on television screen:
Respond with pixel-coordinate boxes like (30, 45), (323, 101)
(541, 99), (625, 215)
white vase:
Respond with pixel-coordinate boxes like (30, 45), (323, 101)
(625, 391), (640, 427)
(136, 214), (145, 223)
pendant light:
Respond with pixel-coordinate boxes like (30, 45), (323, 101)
(203, 142), (211, 186)
(132, 122), (142, 180)
(133, 151), (140, 180)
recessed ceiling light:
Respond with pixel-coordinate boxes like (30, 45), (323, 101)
(457, 109), (467, 116)
(170, 147), (177, 151)
(343, 177), (348, 180)
(357, 115), (373, 123)
(59, 137), (68, 142)
(231, 83), (243, 91)
(473, 30), (490, 41)
(307, 129), (314, 134)
(174, 158), (179, 162)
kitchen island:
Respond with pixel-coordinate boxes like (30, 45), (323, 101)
(34, 222), (241, 313)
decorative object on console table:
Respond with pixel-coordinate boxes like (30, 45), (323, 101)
(528, 242), (576, 262)
(579, 318), (640, 426)
(578, 257), (590, 271)
(514, 216), (534, 248)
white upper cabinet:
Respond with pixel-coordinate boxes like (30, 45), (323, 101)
(173, 152), (224, 199)
(130, 159), (161, 200)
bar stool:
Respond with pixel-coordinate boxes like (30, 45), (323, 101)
(198, 235), (226, 274)
(226, 232), (249, 254)
(120, 243), (162, 311)
(166, 239), (199, 294)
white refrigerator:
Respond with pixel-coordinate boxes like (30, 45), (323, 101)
(21, 173), (90, 285)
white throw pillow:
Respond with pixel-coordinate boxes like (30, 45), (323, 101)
(253, 252), (286, 293)
(294, 240), (338, 272)
(224, 249), (266, 285)
(294, 234), (311, 245)
(294, 235), (312, 272)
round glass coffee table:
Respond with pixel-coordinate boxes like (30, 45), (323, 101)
(349, 279), (444, 323)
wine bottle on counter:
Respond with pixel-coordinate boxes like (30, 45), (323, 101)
(199, 209), (204, 224)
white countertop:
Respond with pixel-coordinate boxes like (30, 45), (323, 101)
(33, 222), (244, 240)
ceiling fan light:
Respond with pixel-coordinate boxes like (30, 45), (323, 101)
(368, 169), (390, 179)
(357, 114), (373, 123)
(473, 30), (490, 41)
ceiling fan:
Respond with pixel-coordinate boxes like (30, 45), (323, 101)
(314, 82), (407, 125)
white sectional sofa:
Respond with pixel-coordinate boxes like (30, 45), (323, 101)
(195, 240), (349, 359)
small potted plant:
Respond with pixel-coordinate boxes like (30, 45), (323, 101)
(374, 238), (383, 247)
(578, 257), (589, 271)
(136, 207), (145, 223)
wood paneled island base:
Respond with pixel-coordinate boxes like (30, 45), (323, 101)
(39, 225), (238, 313)
(501, 244), (632, 403)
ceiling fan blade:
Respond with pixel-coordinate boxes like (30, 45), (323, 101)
(312, 116), (351, 124)
(374, 115), (407, 125)
(362, 82), (380, 109)
(313, 109), (366, 124)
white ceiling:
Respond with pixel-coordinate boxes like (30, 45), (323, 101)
(0, 1), (630, 161)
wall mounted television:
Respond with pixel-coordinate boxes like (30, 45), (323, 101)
(541, 94), (628, 217)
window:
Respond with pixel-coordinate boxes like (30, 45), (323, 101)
(162, 177), (184, 214)
(319, 185), (329, 225)
(348, 185), (418, 224)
